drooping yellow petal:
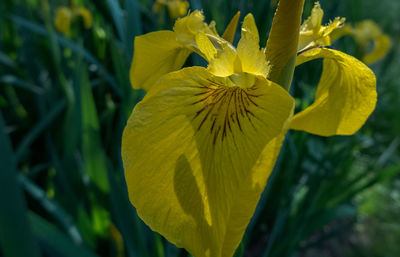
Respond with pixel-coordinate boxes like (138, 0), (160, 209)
(265, 0), (305, 90)
(122, 67), (294, 257)
(290, 48), (377, 136)
(129, 31), (191, 91)
(237, 14), (270, 78)
(363, 34), (391, 64)
(75, 7), (93, 29)
(130, 11), (224, 91)
(54, 7), (73, 34)
(222, 11), (241, 43)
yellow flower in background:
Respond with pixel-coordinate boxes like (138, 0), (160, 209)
(330, 21), (391, 65)
(54, 5), (92, 34)
(54, 7), (73, 34)
(352, 20), (391, 64)
(153, 0), (190, 19)
(122, 1), (376, 256)
(298, 2), (345, 52)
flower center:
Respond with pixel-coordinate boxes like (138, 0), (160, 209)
(190, 76), (262, 145)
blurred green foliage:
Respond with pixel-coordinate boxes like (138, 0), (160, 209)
(0, 0), (399, 257)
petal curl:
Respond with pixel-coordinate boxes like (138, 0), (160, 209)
(290, 48), (377, 136)
(122, 67), (294, 257)
(129, 31), (191, 91)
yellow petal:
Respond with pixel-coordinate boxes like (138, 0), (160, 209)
(207, 42), (239, 77)
(122, 67), (294, 257)
(208, 20), (218, 35)
(265, 0), (305, 90)
(291, 48), (377, 136)
(54, 7), (72, 34)
(75, 7), (93, 29)
(298, 2), (345, 52)
(174, 10), (216, 47)
(195, 33), (217, 61)
(321, 17), (346, 39)
(222, 11), (241, 43)
(363, 34), (391, 64)
(129, 31), (191, 90)
(237, 14), (270, 78)
(330, 24), (353, 43)
(300, 2), (323, 34)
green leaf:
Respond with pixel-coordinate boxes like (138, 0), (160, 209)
(29, 212), (99, 257)
(106, 0), (127, 44)
(124, 0), (142, 59)
(80, 66), (109, 193)
(0, 75), (45, 94)
(0, 50), (17, 68)
(15, 100), (66, 162)
(18, 174), (83, 244)
(79, 65), (111, 236)
(107, 163), (151, 257)
(0, 113), (42, 257)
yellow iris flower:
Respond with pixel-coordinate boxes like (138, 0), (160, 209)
(54, 5), (92, 34)
(303, 2), (391, 64)
(153, 0), (190, 19)
(122, 1), (377, 257)
(291, 2), (377, 135)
